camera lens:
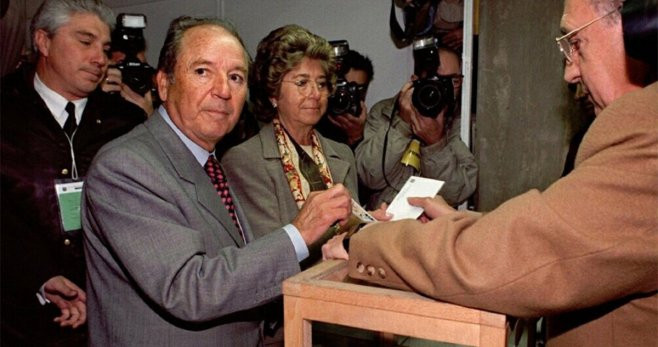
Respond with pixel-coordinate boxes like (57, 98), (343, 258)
(411, 76), (453, 118)
(328, 81), (362, 116)
(329, 89), (351, 115)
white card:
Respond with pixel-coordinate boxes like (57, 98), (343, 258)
(352, 199), (375, 223)
(386, 176), (444, 221)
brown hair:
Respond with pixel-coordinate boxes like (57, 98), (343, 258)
(250, 24), (335, 122)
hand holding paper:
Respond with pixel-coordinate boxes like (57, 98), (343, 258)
(386, 176), (444, 220)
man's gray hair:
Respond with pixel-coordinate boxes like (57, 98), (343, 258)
(591, 0), (625, 22)
(30, 0), (115, 54)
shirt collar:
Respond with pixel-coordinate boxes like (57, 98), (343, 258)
(33, 73), (88, 128)
(158, 105), (214, 166)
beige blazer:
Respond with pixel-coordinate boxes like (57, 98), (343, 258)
(222, 121), (359, 240)
(348, 83), (658, 346)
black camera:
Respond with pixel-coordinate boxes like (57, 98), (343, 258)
(411, 37), (454, 118)
(327, 40), (362, 117)
(111, 14), (155, 95)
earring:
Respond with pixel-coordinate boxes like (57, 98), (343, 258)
(272, 102), (277, 108)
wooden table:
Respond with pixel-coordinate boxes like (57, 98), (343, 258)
(283, 260), (507, 347)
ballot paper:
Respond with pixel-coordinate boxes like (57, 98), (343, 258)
(386, 176), (444, 221)
(336, 199), (376, 236)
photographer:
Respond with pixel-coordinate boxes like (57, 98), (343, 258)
(99, 13), (156, 116)
(356, 43), (477, 209)
(317, 48), (374, 149)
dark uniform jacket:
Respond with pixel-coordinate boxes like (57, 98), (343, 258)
(0, 65), (145, 346)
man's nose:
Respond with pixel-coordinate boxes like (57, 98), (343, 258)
(563, 60), (580, 84)
(212, 75), (231, 99)
(91, 45), (108, 67)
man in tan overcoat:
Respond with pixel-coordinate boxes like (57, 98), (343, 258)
(323, 0), (657, 345)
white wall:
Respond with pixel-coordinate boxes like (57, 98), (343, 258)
(110, 0), (414, 108)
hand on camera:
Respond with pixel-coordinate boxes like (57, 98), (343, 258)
(410, 107), (446, 145)
(397, 81), (418, 125)
(100, 67), (122, 93)
(101, 67), (154, 116)
(398, 80), (446, 145)
(328, 100), (367, 145)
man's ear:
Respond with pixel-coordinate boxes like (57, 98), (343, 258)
(155, 70), (169, 102)
(34, 29), (51, 57)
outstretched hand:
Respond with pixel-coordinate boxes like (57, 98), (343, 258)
(407, 195), (456, 222)
(369, 202), (392, 222)
(43, 276), (87, 328)
(322, 233), (349, 260)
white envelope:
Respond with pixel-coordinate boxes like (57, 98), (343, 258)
(386, 176), (444, 221)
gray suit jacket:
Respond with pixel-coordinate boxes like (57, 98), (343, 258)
(222, 122), (359, 241)
(82, 111), (300, 346)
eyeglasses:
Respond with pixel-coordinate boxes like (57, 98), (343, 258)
(282, 78), (330, 96)
(555, 7), (619, 63)
(440, 74), (464, 88)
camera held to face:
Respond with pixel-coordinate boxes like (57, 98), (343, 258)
(411, 37), (454, 118)
(328, 40), (362, 117)
(111, 14), (155, 95)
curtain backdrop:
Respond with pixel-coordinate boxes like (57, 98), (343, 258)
(1, 0), (28, 77)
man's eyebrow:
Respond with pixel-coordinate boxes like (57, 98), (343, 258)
(75, 30), (96, 40)
(190, 59), (213, 66)
(232, 65), (248, 74)
(189, 59), (247, 73)
(74, 30), (110, 48)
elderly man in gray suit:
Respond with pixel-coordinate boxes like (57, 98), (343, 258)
(81, 16), (352, 346)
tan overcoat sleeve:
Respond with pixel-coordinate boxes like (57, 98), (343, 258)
(348, 83), (658, 318)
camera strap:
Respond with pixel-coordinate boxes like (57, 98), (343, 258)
(381, 95), (403, 193)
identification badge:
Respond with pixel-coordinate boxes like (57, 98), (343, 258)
(55, 179), (84, 232)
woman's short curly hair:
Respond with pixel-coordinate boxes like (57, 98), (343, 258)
(250, 24), (335, 122)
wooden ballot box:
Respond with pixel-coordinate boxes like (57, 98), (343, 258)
(283, 260), (507, 347)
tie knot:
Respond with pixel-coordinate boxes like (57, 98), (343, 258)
(65, 102), (75, 116)
(204, 155), (226, 183)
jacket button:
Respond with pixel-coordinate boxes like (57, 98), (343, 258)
(366, 265), (375, 276)
(356, 262), (365, 273)
(63, 239), (71, 246)
(61, 168), (69, 175)
(378, 268), (386, 279)
(96, 119), (102, 124)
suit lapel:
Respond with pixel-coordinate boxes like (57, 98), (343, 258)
(317, 133), (350, 186)
(144, 112), (245, 246)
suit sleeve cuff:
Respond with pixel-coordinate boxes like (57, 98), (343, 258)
(283, 224), (309, 262)
(37, 283), (50, 305)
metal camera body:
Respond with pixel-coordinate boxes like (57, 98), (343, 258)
(327, 40), (362, 117)
(112, 14), (155, 95)
(411, 37), (454, 118)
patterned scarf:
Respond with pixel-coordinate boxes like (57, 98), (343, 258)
(272, 117), (334, 209)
